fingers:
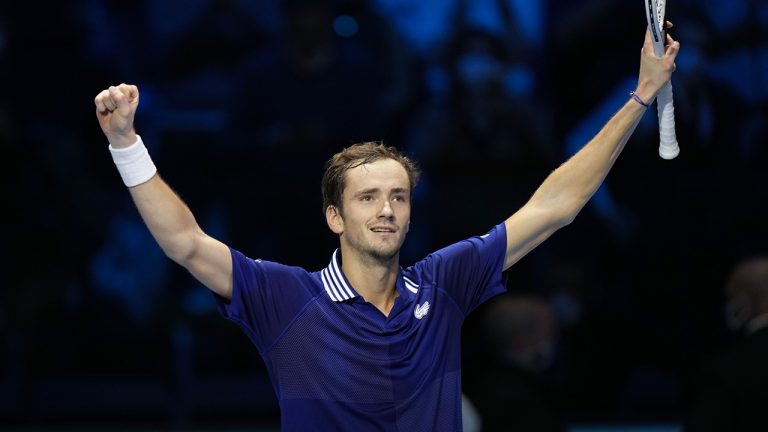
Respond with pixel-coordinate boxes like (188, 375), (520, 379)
(128, 84), (139, 101)
(642, 27), (655, 57)
(665, 33), (680, 58)
(665, 20), (674, 29)
(94, 89), (113, 113)
(115, 83), (138, 104)
(109, 86), (130, 117)
(94, 83), (139, 115)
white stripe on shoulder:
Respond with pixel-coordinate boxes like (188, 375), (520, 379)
(403, 275), (419, 294)
(320, 268), (341, 302)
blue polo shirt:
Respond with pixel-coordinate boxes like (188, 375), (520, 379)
(215, 223), (507, 431)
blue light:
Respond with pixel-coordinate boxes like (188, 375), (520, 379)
(333, 15), (359, 38)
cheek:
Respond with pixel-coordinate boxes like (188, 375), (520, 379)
(400, 205), (411, 221)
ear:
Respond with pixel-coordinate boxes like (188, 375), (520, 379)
(406, 219), (410, 233)
(326, 205), (344, 235)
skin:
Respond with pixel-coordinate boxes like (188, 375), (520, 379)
(94, 29), (680, 317)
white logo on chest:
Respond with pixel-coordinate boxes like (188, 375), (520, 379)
(414, 301), (430, 319)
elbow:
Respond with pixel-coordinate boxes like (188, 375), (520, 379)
(531, 189), (589, 230)
(163, 246), (189, 265)
(558, 214), (577, 228)
(162, 244), (192, 266)
(551, 213), (576, 230)
(161, 229), (202, 266)
(553, 201), (587, 228)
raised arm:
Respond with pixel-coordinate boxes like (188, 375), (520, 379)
(95, 84), (233, 299)
(503, 29), (680, 270)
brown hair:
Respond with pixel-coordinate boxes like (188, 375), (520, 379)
(321, 141), (420, 213)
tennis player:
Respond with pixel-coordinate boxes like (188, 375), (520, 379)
(94, 30), (679, 431)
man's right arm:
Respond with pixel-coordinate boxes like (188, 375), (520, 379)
(95, 84), (233, 299)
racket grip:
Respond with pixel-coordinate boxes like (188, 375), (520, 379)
(656, 82), (679, 159)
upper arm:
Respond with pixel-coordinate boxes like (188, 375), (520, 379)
(503, 203), (564, 270)
(182, 229), (234, 299)
(126, 175), (234, 298)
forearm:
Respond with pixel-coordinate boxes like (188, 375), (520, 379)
(529, 98), (645, 225)
(128, 174), (203, 263)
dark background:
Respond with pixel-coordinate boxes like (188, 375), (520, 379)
(1, 0), (767, 430)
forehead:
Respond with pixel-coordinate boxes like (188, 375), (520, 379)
(343, 158), (410, 194)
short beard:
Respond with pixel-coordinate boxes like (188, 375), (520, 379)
(347, 237), (402, 268)
(363, 245), (399, 265)
(337, 209), (404, 266)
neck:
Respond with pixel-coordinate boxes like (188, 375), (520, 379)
(339, 246), (400, 316)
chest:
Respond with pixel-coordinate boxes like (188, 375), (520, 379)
(266, 289), (463, 402)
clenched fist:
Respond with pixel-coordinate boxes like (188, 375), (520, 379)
(94, 83), (139, 148)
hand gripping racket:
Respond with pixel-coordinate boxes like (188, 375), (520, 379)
(645, 0), (679, 159)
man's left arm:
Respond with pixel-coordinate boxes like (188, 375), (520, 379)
(503, 29), (680, 270)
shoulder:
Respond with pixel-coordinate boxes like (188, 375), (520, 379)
(230, 248), (326, 297)
(700, 331), (768, 390)
(408, 223), (507, 271)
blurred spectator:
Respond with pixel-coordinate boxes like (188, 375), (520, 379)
(406, 27), (555, 175)
(236, 0), (407, 152)
(686, 256), (768, 431)
(465, 295), (565, 432)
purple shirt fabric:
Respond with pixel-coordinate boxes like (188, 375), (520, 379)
(214, 223), (507, 431)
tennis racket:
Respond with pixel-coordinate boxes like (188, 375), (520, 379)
(645, 0), (679, 159)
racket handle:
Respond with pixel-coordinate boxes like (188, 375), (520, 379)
(656, 81), (679, 159)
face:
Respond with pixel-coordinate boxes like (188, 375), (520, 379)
(327, 158), (411, 264)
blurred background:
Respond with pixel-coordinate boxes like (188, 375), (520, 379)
(1, 0), (767, 430)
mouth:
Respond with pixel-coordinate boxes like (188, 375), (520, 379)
(369, 226), (397, 234)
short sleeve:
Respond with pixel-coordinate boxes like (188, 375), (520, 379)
(415, 223), (507, 315)
(213, 248), (316, 353)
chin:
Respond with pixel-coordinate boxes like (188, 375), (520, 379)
(364, 247), (394, 261)
(345, 233), (406, 263)
(366, 243), (402, 262)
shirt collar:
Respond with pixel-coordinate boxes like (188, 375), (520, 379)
(321, 249), (358, 302)
(402, 274), (419, 295)
(320, 249), (420, 303)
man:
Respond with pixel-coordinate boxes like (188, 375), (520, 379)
(686, 257), (768, 431)
(466, 295), (564, 431)
(94, 29), (679, 431)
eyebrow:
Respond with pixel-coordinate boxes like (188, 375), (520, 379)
(353, 187), (409, 197)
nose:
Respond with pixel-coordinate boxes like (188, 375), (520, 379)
(378, 200), (394, 219)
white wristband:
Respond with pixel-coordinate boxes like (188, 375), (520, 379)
(108, 135), (157, 187)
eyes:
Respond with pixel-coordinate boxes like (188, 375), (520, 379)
(358, 194), (408, 203)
